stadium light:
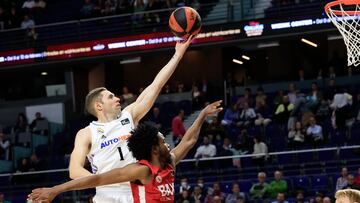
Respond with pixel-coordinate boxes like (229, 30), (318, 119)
(120, 57), (141, 64)
(242, 55), (250, 60)
(257, 41), (279, 48)
(41, 72), (48, 76)
(232, 59), (243, 65)
(301, 38), (317, 47)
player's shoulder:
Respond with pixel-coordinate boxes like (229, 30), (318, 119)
(75, 127), (92, 140)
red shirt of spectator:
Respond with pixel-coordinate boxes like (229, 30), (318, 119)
(354, 168), (360, 186)
(172, 110), (185, 139)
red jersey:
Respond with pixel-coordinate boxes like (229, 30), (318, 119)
(131, 160), (175, 203)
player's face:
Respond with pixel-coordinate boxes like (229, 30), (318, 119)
(157, 133), (171, 164)
(100, 90), (121, 115)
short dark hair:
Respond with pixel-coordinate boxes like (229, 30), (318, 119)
(128, 123), (159, 161)
(85, 87), (107, 116)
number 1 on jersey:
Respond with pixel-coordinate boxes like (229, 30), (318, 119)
(117, 147), (124, 161)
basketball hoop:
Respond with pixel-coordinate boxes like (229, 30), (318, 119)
(325, 0), (360, 66)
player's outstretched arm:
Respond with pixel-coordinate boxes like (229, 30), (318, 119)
(68, 128), (93, 179)
(28, 163), (150, 203)
(171, 100), (222, 165)
(125, 36), (194, 124)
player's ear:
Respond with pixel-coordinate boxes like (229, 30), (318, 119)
(152, 145), (160, 155)
(95, 101), (103, 112)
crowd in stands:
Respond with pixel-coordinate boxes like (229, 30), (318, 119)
(80, 0), (201, 20)
(265, 0), (326, 18)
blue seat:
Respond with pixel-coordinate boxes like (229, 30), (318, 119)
(238, 180), (253, 193)
(311, 175), (329, 191)
(297, 152), (314, 163)
(221, 182), (235, 193)
(339, 148), (356, 160)
(318, 150), (335, 161)
(292, 176), (310, 190)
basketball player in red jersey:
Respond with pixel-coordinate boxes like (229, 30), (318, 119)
(28, 100), (222, 203)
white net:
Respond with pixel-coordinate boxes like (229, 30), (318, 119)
(326, 3), (360, 66)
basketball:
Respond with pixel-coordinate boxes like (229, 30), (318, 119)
(169, 7), (202, 39)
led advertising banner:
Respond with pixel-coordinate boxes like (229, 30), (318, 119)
(0, 15), (348, 67)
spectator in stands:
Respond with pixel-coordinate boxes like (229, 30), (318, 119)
(336, 167), (349, 192)
(238, 102), (256, 128)
(176, 82), (185, 93)
(343, 174), (360, 190)
(306, 82), (322, 111)
(295, 191), (307, 203)
(306, 116), (323, 147)
(237, 88), (254, 108)
(117, 0), (132, 14)
(255, 87), (267, 106)
(0, 132), (10, 160)
(313, 192), (323, 203)
(255, 99), (272, 128)
(237, 129), (251, 152)
(22, 0), (36, 12)
(176, 190), (191, 203)
(16, 157), (30, 173)
(287, 83), (297, 105)
(14, 113), (28, 134)
(35, 0), (46, 10)
(148, 107), (163, 131)
(29, 154), (45, 171)
(0, 192), (11, 203)
(132, 0), (145, 23)
(317, 68), (323, 80)
(354, 168), (360, 187)
(163, 84), (172, 94)
(330, 90), (353, 130)
(268, 171), (288, 199)
(192, 84), (204, 110)
(196, 177), (205, 189)
(225, 183), (246, 203)
(172, 109), (186, 145)
(206, 116), (226, 138)
(328, 66), (336, 79)
(252, 136), (268, 169)
(221, 103), (239, 126)
(194, 136), (216, 159)
(274, 96), (294, 126)
(324, 79), (338, 101)
(315, 99), (330, 124)
(7, 7), (21, 29)
(271, 192), (289, 203)
(273, 90), (284, 106)
(145, 0), (162, 23)
(20, 15), (35, 29)
(298, 69), (305, 81)
(101, 0), (117, 16)
(201, 79), (209, 100)
(80, 0), (95, 18)
(191, 185), (205, 203)
(250, 172), (269, 201)
(288, 121), (305, 149)
(323, 197), (331, 203)
(178, 177), (191, 194)
(194, 135), (216, 169)
(205, 182), (226, 203)
(217, 137), (234, 168)
(121, 86), (135, 108)
(29, 112), (48, 135)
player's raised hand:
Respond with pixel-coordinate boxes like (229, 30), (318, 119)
(175, 35), (195, 57)
(28, 187), (57, 203)
(201, 100), (223, 117)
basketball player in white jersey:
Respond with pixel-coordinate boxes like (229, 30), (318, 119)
(69, 36), (194, 203)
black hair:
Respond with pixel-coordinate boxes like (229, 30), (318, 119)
(127, 123), (159, 161)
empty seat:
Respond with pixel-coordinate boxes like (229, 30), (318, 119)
(311, 175), (329, 191)
(292, 176), (310, 190)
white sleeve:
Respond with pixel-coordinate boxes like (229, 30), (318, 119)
(0, 140), (10, 149)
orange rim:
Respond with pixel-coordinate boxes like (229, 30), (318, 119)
(325, 0), (360, 15)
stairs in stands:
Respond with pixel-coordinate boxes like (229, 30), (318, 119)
(165, 110), (202, 149)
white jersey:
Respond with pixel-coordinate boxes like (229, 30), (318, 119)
(87, 110), (137, 198)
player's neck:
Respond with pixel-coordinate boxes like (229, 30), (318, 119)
(151, 158), (167, 169)
(97, 113), (117, 123)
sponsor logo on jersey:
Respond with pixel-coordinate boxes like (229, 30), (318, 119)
(100, 134), (130, 149)
(121, 118), (130, 125)
(97, 128), (104, 134)
(156, 175), (162, 183)
(158, 183), (174, 197)
(170, 171), (175, 177)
